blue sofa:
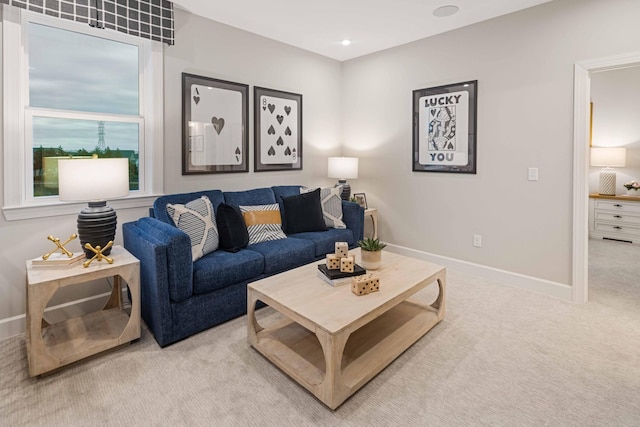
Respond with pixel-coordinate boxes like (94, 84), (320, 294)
(122, 185), (364, 347)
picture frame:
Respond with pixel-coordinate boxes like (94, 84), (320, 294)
(182, 73), (249, 175)
(254, 86), (303, 172)
(412, 80), (477, 174)
(353, 193), (367, 209)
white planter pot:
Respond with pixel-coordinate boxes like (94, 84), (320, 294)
(360, 250), (382, 270)
(627, 189), (640, 196)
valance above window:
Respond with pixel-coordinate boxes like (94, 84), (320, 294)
(0, 0), (174, 45)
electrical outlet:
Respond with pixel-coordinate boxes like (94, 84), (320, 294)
(473, 234), (482, 247)
(528, 167), (539, 181)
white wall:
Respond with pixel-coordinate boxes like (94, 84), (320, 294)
(589, 66), (640, 194)
(341, 0), (640, 285)
(0, 8), (342, 339)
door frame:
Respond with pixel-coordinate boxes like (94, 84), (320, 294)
(572, 51), (640, 303)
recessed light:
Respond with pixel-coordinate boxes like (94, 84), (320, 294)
(433, 5), (459, 17)
(341, 39), (351, 46)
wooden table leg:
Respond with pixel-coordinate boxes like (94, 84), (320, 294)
(316, 328), (351, 410)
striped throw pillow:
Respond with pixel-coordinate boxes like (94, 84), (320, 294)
(239, 204), (287, 245)
(166, 196), (219, 262)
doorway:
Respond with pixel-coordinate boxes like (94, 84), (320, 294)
(572, 52), (640, 303)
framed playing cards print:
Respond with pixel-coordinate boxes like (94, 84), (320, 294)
(412, 80), (477, 174)
(254, 87), (303, 172)
(182, 73), (249, 174)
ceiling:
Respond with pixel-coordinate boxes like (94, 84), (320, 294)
(171, 0), (553, 61)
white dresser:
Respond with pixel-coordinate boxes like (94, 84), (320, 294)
(589, 194), (640, 244)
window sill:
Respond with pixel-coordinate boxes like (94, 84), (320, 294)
(2, 194), (163, 221)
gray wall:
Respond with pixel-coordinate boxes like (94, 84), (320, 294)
(341, 0), (640, 284)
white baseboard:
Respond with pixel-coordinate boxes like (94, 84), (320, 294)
(0, 290), (123, 342)
(386, 244), (573, 301)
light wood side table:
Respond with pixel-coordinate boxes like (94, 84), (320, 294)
(25, 245), (140, 377)
(364, 208), (378, 239)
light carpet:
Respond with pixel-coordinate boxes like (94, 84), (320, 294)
(1, 238), (639, 426)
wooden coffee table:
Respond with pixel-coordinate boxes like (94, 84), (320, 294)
(247, 248), (445, 409)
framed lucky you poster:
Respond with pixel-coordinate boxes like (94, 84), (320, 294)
(412, 80), (477, 174)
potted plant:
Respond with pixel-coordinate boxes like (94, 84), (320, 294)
(357, 237), (386, 270)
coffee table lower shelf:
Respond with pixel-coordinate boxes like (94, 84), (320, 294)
(251, 298), (442, 409)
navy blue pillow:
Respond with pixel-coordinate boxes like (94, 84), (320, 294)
(281, 188), (327, 234)
(216, 203), (249, 252)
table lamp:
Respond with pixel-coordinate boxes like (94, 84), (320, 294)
(58, 157), (130, 257)
(328, 157), (358, 200)
(590, 147), (626, 196)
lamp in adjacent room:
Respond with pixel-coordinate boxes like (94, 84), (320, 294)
(590, 147), (626, 196)
(58, 157), (130, 258)
(328, 157), (358, 200)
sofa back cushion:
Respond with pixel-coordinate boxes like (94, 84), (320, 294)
(154, 190), (224, 225)
(223, 187), (276, 206)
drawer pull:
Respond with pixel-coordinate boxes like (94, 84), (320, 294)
(614, 204), (623, 207)
(613, 226), (623, 230)
(614, 215), (622, 218)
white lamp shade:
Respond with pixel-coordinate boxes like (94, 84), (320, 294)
(590, 147), (626, 167)
(328, 157), (358, 179)
(58, 158), (130, 201)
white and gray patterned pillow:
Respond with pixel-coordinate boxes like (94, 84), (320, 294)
(301, 186), (346, 229)
(239, 204), (287, 245)
(166, 196), (219, 262)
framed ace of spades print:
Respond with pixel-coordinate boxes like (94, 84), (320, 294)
(182, 73), (249, 174)
(412, 80), (477, 174)
(254, 87), (303, 172)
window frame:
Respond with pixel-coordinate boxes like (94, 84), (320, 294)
(2, 5), (163, 221)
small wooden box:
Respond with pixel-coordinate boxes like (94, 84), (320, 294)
(340, 255), (355, 273)
(351, 273), (380, 296)
(335, 242), (349, 258)
(326, 254), (341, 270)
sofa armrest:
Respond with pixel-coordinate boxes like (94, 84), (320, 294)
(123, 218), (193, 347)
(341, 201), (364, 246)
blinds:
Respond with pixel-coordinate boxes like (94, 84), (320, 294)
(0, 0), (174, 45)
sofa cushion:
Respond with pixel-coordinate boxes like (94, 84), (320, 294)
(281, 188), (327, 234)
(240, 204), (287, 245)
(301, 186), (346, 229)
(248, 237), (315, 274)
(216, 203), (249, 252)
(289, 227), (355, 257)
(166, 196), (219, 262)
(192, 249), (264, 294)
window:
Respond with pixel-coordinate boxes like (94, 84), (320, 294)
(2, 6), (163, 220)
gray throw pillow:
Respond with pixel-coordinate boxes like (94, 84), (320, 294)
(301, 186), (346, 229)
(166, 196), (219, 261)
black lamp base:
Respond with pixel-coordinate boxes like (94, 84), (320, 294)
(77, 201), (117, 258)
(335, 179), (351, 201)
